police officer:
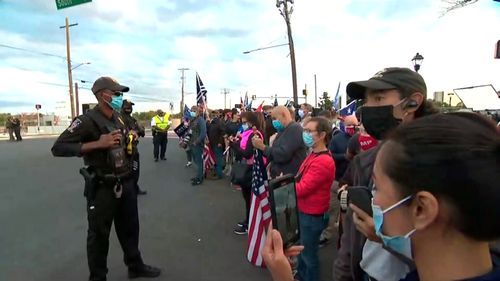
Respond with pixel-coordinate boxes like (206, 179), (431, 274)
(51, 77), (161, 281)
(122, 99), (147, 195)
(151, 109), (171, 161)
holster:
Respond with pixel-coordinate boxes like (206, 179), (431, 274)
(80, 167), (97, 200)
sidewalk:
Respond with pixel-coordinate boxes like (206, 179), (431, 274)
(0, 133), (59, 141)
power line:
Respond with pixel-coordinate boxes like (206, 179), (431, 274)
(0, 43), (67, 60)
(0, 43), (87, 65)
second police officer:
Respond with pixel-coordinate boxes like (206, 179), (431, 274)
(51, 77), (161, 281)
(122, 99), (147, 195)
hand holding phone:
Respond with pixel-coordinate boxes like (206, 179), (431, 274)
(268, 174), (300, 248)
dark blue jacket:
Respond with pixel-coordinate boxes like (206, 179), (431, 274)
(328, 130), (352, 180)
(401, 253), (500, 281)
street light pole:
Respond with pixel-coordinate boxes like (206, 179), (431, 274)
(412, 52), (424, 73)
(277, 0), (298, 106)
(178, 68), (189, 113)
(314, 74), (318, 107)
(60, 17), (78, 120)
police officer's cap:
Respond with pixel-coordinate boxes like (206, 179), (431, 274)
(92, 76), (130, 94)
(122, 99), (135, 107)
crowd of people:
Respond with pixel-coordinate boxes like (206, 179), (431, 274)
(47, 67), (500, 281)
(176, 67), (500, 281)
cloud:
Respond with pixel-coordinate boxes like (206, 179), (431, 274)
(1, 0), (500, 114)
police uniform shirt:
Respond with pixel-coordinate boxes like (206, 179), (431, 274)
(51, 107), (127, 169)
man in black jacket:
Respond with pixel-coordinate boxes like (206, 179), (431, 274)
(207, 110), (226, 179)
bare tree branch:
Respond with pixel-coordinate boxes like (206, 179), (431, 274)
(440, 0), (479, 17)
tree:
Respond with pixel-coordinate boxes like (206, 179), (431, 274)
(318, 92), (332, 110)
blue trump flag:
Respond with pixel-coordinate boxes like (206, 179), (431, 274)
(183, 104), (191, 121)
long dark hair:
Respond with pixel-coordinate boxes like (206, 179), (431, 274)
(381, 113), (500, 241)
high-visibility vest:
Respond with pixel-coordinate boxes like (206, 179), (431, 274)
(153, 115), (170, 130)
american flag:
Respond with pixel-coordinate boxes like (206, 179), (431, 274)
(203, 143), (215, 176)
(196, 73), (207, 107)
(247, 149), (271, 266)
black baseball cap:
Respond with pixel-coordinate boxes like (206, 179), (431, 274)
(122, 99), (135, 107)
(346, 67), (427, 100)
(91, 76), (130, 94)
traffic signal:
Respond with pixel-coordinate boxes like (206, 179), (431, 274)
(302, 89), (307, 96)
(251, 95), (257, 100)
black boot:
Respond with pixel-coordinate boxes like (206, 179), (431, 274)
(128, 264), (161, 279)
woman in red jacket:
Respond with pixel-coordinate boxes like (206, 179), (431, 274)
(295, 117), (336, 281)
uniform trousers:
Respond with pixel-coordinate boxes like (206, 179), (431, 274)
(86, 177), (143, 281)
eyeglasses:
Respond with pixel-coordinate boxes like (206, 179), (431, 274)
(104, 90), (123, 96)
(303, 129), (318, 134)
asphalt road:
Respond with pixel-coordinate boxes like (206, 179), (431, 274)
(0, 137), (336, 281)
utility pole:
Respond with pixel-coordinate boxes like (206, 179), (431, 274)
(178, 68), (189, 113)
(75, 82), (80, 116)
(60, 17), (78, 120)
(277, 0), (298, 106)
(222, 88), (230, 109)
(314, 74), (318, 108)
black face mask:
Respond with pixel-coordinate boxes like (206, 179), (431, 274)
(360, 105), (402, 140)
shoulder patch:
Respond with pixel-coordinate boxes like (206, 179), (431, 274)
(67, 118), (82, 133)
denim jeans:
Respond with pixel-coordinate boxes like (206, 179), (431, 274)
(297, 211), (327, 281)
(191, 144), (204, 181)
(212, 145), (224, 178)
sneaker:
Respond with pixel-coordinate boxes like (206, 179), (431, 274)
(237, 221), (247, 228)
(233, 225), (248, 235)
(154, 158), (159, 162)
(128, 264), (161, 278)
(185, 161), (192, 167)
(161, 157), (167, 161)
(191, 179), (202, 186)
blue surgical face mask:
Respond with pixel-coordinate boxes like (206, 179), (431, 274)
(298, 109), (305, 119)
(372, 195), (416, 259)
(190, 111), (197, 118)
(302, 132), (314, 148)
(108, 95), (123, 111)
(241, 123), (249, 131)
(272, 120), (285, 132)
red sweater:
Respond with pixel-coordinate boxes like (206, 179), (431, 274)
(295, 151), (336, 215)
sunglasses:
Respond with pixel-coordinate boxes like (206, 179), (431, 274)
(104, 90), (123, 96)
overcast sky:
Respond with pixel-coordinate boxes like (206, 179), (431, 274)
(1, 0), (500, 115)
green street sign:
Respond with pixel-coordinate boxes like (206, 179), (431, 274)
(55, 0), (92, 10)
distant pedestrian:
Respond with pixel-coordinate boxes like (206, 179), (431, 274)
(5, 116), (15, 141)
(151, 109), (171, 161)
(12, 117), (22, 141)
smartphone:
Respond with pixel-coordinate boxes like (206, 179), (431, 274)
(268, 174), (300, 248)
(347, 186), (373, 217)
